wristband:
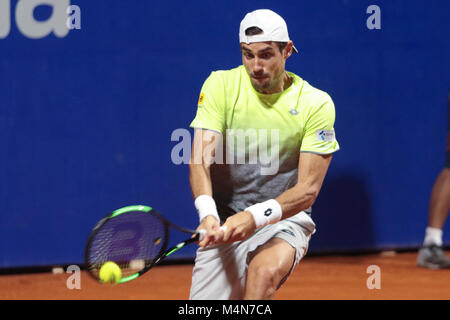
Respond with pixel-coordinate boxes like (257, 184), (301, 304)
(194, 195), (220, 223)
(245, 199), (282, 229)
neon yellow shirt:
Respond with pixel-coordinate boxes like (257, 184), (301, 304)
(190, 65), (339, 223)
(191, 65), (339, 155)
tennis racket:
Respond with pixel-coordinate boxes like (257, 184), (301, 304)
(84, 205), (205, 284)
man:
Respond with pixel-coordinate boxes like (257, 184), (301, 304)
(188, 9), (340, 299)
(417, 95), (450, 269)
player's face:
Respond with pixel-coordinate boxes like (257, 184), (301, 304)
(241, 41), (289, 94)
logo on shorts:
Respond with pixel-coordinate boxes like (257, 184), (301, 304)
(280, 229), (295, 237)
(315, 129), (335, 141)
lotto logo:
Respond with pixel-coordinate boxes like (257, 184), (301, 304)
(264, 208), (272, 217)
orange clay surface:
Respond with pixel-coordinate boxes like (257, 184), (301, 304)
(1, 252), (449, 300)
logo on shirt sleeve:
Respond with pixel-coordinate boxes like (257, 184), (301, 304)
(198, 92), (205, 105)
(315, 130), (335, 141)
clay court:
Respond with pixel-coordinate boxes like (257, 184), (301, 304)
(1, 2), (449, 307)
(1, 251), (449, 300)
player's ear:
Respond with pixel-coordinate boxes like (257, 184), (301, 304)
(284, 41), (294, 59)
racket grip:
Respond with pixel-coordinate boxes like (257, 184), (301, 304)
(197, 229), (206, 241)
(197, 226), (226, 241)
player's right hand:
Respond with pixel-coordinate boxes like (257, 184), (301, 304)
(196, 215), (222, 247)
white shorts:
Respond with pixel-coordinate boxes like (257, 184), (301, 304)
(189, 211), (315, 300)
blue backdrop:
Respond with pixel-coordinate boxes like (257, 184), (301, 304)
(0, 0), (449, 268)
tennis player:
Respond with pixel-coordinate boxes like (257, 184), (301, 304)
(189, 9), (340, 299)
(417, 94), (450, 269)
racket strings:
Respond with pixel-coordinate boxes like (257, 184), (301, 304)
(86, 211), (166, 278)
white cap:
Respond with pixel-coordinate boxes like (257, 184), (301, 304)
(239, 9), (298, 53)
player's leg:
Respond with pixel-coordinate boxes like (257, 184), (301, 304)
(191, 215), (313, 299)
(417, 130), (450, 269)
(244, 237), (296, 299)
(427, 168), (450, 231)
(190, 242), (247, 300)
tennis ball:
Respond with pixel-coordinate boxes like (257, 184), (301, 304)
(99, 261), (122, 284)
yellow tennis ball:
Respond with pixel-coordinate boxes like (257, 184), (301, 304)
(99, 261), (122, 284)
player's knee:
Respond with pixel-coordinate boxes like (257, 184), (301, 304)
(251, 264), (279, 289)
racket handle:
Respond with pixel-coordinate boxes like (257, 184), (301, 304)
(197, 229), (206, 241)
(197, 226), (227, 241)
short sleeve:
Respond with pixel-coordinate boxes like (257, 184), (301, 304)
(190, 72), (225, 133)
(300, 95), (340, 154)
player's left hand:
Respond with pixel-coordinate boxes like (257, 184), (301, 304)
(213, 211), (256, 244)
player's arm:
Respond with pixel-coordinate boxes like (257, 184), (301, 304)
(218, 152), (332, 243)
(189, 128), (216, 198)
(189, 128), (224, 247)
(276, 152), (332, 217)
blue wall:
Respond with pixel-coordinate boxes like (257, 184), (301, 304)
(0, 0), (449, 268)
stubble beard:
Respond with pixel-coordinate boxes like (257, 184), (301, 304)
(251, 71), (283, 94)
